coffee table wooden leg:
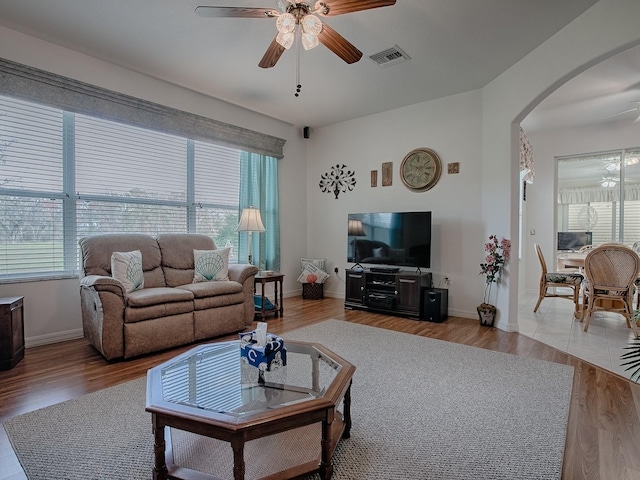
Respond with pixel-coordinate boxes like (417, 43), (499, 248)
(343, 381), (352, 439)
(320, 412), (335, 480)
(231, 437), (246, 480)
(152, 414), (168, 480)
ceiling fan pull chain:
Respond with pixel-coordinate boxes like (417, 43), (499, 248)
(295, 27), (302, 97)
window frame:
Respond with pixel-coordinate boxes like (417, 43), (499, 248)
(0, 57), (285, 282)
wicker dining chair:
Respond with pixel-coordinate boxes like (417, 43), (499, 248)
(582, 243), (640, 337)
(633, 241), (640, 308)
(533, 244), (583, 317)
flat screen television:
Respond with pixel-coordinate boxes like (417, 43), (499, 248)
(347, 211), (432, 269)
(557, 231), (592, 251)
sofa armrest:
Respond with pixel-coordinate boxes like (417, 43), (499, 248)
(228, 264), (259, 284)
(228, 264), (259, 326)
(79, 275), (127, 360)
(80, 275), (126, 298)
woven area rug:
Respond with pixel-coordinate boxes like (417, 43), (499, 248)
(3, 319), (574, 480)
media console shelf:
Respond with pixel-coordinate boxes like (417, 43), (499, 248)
(344, 269), (432, 319)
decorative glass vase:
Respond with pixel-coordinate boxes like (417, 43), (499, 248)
(477, 303), (497, 327)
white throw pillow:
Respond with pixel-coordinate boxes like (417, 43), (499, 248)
(297, 263), (330, 284)
(300, 257), (326, 272)
(111, 250), (144, 293)
(193, 248), (231, 282)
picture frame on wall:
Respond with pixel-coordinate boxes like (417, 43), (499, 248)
(382, 162), (393, 186)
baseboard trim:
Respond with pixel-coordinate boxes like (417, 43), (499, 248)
(26, 328), (84, 348)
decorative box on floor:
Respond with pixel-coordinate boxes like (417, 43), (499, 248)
(239, 331), (287, 372)
(298, 258), (329, 300)
(302, 282), (324, 300)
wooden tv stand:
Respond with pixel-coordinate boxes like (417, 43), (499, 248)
(344, 269), (432, 319)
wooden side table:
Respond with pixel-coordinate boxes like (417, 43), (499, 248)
(254, 272), (284, 320)
(0, 296), (25, 370)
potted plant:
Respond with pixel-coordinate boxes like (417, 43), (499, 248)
(620, 309), (640, 382)
(478, 234), (511, 326)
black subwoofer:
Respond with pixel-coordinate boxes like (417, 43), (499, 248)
(422, 288), (448, 322)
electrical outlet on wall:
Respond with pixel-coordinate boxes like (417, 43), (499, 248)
(334, 267), (339, 274)
(443, 275), (451, 286)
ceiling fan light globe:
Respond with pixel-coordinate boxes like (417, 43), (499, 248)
(276, 13), (296, 33)
(301, 33), (319, 50)
(276, 31), (295, 49)
(301, 14), (322, 35)
(605, 162), (620, 172)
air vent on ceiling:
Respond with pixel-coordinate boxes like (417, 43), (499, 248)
(369, 45), (411, 68)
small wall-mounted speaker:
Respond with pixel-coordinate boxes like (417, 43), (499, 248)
(303, 126), (310, 139)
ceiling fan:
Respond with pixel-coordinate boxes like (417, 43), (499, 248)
(195, 1), (396, 69)
(601, 101), (640, 123)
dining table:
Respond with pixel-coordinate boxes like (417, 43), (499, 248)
(556, 251), (588, 270)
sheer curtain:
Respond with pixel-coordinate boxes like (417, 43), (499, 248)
(239, 152), (280, 271)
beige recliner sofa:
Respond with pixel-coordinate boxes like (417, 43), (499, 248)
(79, 233), (258, 360)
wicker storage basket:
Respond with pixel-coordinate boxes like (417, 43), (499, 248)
(302, 282), (324, 300)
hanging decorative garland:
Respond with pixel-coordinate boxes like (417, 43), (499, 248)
(319, 164), (356, 199)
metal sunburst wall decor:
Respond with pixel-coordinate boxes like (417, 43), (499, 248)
(319, 164), (356, 199)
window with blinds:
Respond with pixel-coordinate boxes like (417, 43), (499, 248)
(194, 142), (242, 261)
(557, 148), (640, 249)
(0, 94), (242, 280)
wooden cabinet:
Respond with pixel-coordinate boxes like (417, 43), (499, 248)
(0, 296), (24, 370)
(396, 275), (422, 313)
(344, 270), (431, 319)
(345, 270), (365, 305)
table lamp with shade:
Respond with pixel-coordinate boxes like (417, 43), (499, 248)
(348, 219), (366, 272)
(236, 206), (266, 265)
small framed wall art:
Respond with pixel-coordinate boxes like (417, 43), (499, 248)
(382, 162), (393, 186)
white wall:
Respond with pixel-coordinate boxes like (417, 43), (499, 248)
(0, 26), (309, 346)
(306, 90), (484, 318)
(481, 0), (640, 331)
(309, 0), (640, 328)
(522, 120), (640, 292)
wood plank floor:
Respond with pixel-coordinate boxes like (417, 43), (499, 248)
(1, 297), (640, 479)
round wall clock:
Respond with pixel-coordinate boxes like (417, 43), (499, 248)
(400, 148), (442, 192)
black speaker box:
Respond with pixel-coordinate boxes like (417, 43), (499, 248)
(422, 288), (448, 322)
(303, 126), (310, 138)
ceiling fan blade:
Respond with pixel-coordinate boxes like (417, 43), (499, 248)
(318, 0), (396, 16)
(318, 23), (362, 64)
(601, 107), (639, 120)
(195, 6), (279, 18)
(259, 36), (286, 68)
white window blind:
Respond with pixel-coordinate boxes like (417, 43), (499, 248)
(566, 201), (640, 246)
(558, 148), (640, 249)
(0, 94), (246, 280)
(194, 142), (242, 259)
(0, 96), (66, 277)
(75, 115), (189, 237)
(567, 203), (616, 244)
(76, 115), (187, 200)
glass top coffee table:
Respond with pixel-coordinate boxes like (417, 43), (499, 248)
(146, 340), (355, 480)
